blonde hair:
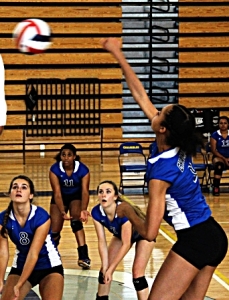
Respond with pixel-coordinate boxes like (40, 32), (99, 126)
(118, 193), (146, 221)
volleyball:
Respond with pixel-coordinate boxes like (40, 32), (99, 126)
(13, 19), (52, 54)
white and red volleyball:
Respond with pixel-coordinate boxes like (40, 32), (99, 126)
(13, 19), (52, 54)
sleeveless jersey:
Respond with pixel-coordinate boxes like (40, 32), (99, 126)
(211, 130), (229, 158)
(50, 160), (89, 196)
(146, 146), (211, 231)
(91, 203), (129, 239)
(0, 204), (62, 270)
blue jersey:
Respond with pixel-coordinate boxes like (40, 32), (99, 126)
(50, 160), (89, 196)
(92, 203), (128, 239)
(0, 205), (62, 270)
(146, 146), (211, 231)
(211, 130), (229, 158)
(91, 203), (143, 242)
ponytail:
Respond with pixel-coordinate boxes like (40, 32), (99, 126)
(0, 201), (13, 238)
(117, 194), (146, 221)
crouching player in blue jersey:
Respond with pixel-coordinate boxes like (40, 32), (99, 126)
(0, 175), (64, 300)
(101, 37), (228, 300)
(49, 143), (91, 269)
(91, 180), (155, 300)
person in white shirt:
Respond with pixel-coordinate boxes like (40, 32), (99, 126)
(0, 54), (7, 134)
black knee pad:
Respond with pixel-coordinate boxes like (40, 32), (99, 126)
(98, 271), (105, 284)
(71, 220), (83, 233)
(214, 162), (225, 176)
(133, 276), (148, 291)
(96, 293), (109, 300)
(51, 232), (61, 247)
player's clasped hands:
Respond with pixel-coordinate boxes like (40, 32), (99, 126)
(103, 269), (112, 284)
(13, 285), (20, 300)
(0, 280), (3, 294)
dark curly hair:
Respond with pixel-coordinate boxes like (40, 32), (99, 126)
(54, 143), (80, 162)
(218, 116), (229, 125)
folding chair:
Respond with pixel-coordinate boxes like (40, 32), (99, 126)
(118, 142), (147, 194)
(192, 146), (208, 189)
(205, 142), (229, 190)
(205, 142), (214, 187)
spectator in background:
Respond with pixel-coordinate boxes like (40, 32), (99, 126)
(210, 116), (229, 196)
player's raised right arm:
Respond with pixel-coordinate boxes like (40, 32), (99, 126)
(100, 38), (158, 121)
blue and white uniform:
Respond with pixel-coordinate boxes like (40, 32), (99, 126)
(146, 144), (228, 269)
(146, 146), (211, 230)
(50, 160), (89, 201)
(211, 130), (229, 158)
(91, 202), (142, 243)
(0, 204), (62, 270)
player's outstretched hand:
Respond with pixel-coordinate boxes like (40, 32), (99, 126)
(80, 210), (91, 223)
(61, 212), (72, 221)
(100, 37), (121, 54)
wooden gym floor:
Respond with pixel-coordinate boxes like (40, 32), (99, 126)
(0, 154), (228, 299)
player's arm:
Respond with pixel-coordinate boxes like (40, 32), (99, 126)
(80, 172), (90, 223)
(117, 179), (169, 241)
(0, 225), (9, 293)
(93, 219), (109, 273)
(13, 219), (50, 297)
(100, 38), (158, 122)
(0, 55), (7, 133)
(49, 170), (70, 220)
(144, 179), (169, 240)
(105, 221), (132, 280)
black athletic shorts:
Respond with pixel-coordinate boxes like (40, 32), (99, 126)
(172, 217), (228, 270)
(131, 230), (156, 244)
(50, 192), (82, 207)
(8, 265), (64, 287)
(114, 231), (156, 244)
